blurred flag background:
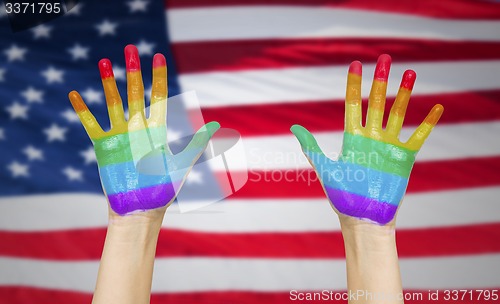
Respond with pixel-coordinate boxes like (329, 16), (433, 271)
(1, 0), (500, 303)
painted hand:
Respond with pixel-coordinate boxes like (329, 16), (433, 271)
(291, 54), (443, 225)
(69, 45), (220, 216)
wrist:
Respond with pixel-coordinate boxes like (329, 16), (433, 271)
(108, 205), (166, 225)
(339, 215), (397, 252)
(339, 214), (396, 234)
(106, 207), (166, 245)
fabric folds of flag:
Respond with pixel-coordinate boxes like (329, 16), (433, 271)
(1, 0), (500, 303)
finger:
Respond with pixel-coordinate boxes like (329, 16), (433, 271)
(366, 54), (391, 131)
(180, 121), (220, 159)
(68, 90), (105, 140)
(125, 44), (145, 122)
(345, 61), (362, 133)
(406, 104), (444, 151)
(99, 59), (126, 129)
(148, 53), (168, 127)
(385, 69), (416, 137)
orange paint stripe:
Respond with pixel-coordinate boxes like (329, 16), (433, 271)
(424, 104), (445, 125)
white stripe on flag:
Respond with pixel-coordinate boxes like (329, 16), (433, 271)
(1, 187), (499, 232)
(211, 121), (500, 171)
(168, 7), (500, 42)
(1, 254), (500, 292)
(179, 61), (500, 107)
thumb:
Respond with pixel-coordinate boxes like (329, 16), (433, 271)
(290, 124), (324, 155)
(181, 121), (220, 157)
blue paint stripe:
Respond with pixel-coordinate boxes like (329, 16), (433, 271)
(99, 161), (173, 195)
(306, 151), (408, 206)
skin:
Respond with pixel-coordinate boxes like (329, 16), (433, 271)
(291, 54), (443, 303)
(69, 44), (219, 304)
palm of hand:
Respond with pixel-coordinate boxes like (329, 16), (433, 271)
(292, 55), (443, 225)
(69, 45), (219, 215)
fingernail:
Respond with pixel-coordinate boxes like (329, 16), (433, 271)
(125, 44), (141, 72)
(349, 61), (362, 76)
(374, 54), (391, 81)
(425, 104), (444, 125)
(98, 58), (114, 79)
(205, 121), (220, 137)
(153, 53), (166, 68)
(400, 69), (416, 90)
(290, 125), (309, 149)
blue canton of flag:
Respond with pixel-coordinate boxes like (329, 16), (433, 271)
(0, 0), (180, 195)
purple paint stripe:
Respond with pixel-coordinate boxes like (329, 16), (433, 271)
(325, 187), (398, 225)
(108, 183), (176, 215)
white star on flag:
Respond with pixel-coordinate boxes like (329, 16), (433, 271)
(7, 161), (29, 178)
(68, 43), (90, 60)
(80, 147), (97, 165)
(127, 0), (149, 13)
(61, 109), (81, 123)
(113, 65), (126, 81)
(136, 40), (155, 56)
(23, 146), (44, 161)
(0, 68), (6, 82)
(81, 88), (103, 104)
(62, 166), (84, 181)
(95, 20), (118, 36)
(5, 102), (29, 120)
(43, 124), (68, 142)
(3, 44), (28, 62)
(31, 24), (52, 39)
(21, 87), (44, 103)
(41, 66), (64, 84)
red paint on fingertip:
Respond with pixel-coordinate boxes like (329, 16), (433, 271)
(348, 61), (362, 76)
(98, 59), (114, 79)
(124, 44), (141, 72)
(374, 54), (391, 81)
(153, 53), (166, 68)
(400, 69), (416, 90)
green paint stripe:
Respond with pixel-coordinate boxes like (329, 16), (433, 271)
(93, 126), (166, 166)
(341, 133), (416, 178)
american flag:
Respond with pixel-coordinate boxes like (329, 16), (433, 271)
(1, 0), (500, 303)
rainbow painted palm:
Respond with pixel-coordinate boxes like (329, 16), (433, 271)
(69, 45), (219, 215)
(291, 55), (443, 225)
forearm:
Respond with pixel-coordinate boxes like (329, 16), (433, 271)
(92, 211), (164, 304)
(340, 217), (403, 304)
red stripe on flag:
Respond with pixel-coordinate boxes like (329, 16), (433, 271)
(2, 288), (500, 304)
(173, 39), (500, 73)
(200, 90), (500, 136)
(166, 0), (500, 20)
(234, 157), (500, 198)
(2, 224), (500, 260)
(0, 287), (91, 304)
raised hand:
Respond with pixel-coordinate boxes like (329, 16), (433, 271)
(291, 54), (443, 225)
(69, 45), (219, 216)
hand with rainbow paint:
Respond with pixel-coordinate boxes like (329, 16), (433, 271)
(69, 45), (220, 216)
(291, 54), (443, 226)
